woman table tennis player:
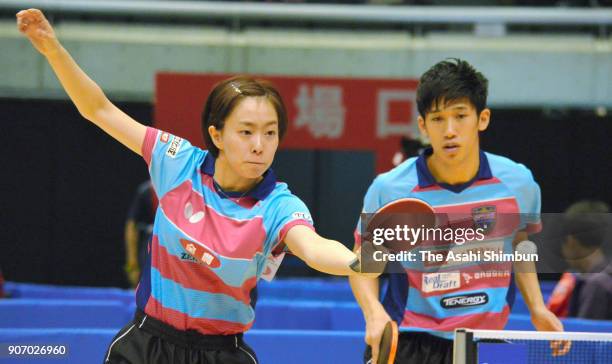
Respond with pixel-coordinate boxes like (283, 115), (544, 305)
(17, 9), (374, 364)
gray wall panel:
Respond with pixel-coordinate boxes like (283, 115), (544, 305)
(1, 21), (610, 107)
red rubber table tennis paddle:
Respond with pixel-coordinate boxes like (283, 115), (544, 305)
(377, 320), (399, 364)
(366, 197), (436, 253)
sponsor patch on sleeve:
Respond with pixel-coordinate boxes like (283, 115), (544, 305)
(166, 136), (183, 158)
(160, 132), (170, 143)
(292, 211), (313, 224)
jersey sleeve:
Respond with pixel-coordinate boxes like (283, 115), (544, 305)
(141, 127), (205, 199)
(267, 195), (315, 257)
(354, 176), (383, 248)
(517, 170), (542, 234)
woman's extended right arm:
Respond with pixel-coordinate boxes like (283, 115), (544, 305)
(17, 9), (146, 155)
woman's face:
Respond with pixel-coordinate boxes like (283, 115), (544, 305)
(211, 96), (280, 180)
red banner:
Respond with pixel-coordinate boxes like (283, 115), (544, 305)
(155, 73), (419, 173)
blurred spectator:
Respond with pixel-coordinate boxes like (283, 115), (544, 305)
(548, 200), (612, 320)
(124, 181), (157, 288)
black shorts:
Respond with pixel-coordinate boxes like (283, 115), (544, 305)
(364, 331), (453, 364)
(104, 310), (258, 364)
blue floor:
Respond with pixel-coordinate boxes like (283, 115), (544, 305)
(1, 279), (610, 364)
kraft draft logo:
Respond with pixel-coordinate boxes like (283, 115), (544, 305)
(472, 205), (496, 234)
(166, 136), (183, 158)
(441, 292), (489, 309)
(179, 239), (221, 268)
(422, 272), (460, 293)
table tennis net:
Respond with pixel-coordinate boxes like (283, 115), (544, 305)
(453, 329), (612, 364)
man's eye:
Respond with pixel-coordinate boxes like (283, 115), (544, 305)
(240, 130), (252, 135)
(266, 130), (277, 136)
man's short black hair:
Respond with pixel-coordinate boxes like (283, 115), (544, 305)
(416, 58), (488, 118)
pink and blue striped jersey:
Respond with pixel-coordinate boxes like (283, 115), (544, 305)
(355, 149), (541, 339)
(137, 127), (314, 335)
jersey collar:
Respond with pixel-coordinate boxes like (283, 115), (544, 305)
(201, 152), (276, 201)
(416, 147), (492, 193)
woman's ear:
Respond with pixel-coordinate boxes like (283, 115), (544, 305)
(208, 125), (223, 151)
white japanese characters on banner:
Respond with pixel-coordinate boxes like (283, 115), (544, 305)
(156, 72), (419, 173)
(376, 89), (420, 139)
(294, 84), (345, 138)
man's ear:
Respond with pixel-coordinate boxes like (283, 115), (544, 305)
(478, 109), (491, 132)
(417, 115), (428, 139)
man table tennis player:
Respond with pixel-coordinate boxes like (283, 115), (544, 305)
(350, 59), (566, 364)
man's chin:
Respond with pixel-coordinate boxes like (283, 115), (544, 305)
(437, 152), (462, 164)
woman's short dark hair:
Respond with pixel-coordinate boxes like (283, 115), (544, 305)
(201, 75), (288, 157)
(416, 58), (489, 118)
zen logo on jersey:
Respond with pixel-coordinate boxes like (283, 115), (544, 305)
(179, 239), (221, 268)
(422, 272), (460, 293)
(292, 212), (312, 223)
(180, 252), (199, 263)
(441, 292), (489, 309)
(166, 136), (183, 158)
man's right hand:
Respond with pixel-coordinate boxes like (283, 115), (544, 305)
(365, 305), (393, 364)
(17, 9), (61, 56)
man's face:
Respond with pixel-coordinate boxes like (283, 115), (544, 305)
(418, 98), (490, 166)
